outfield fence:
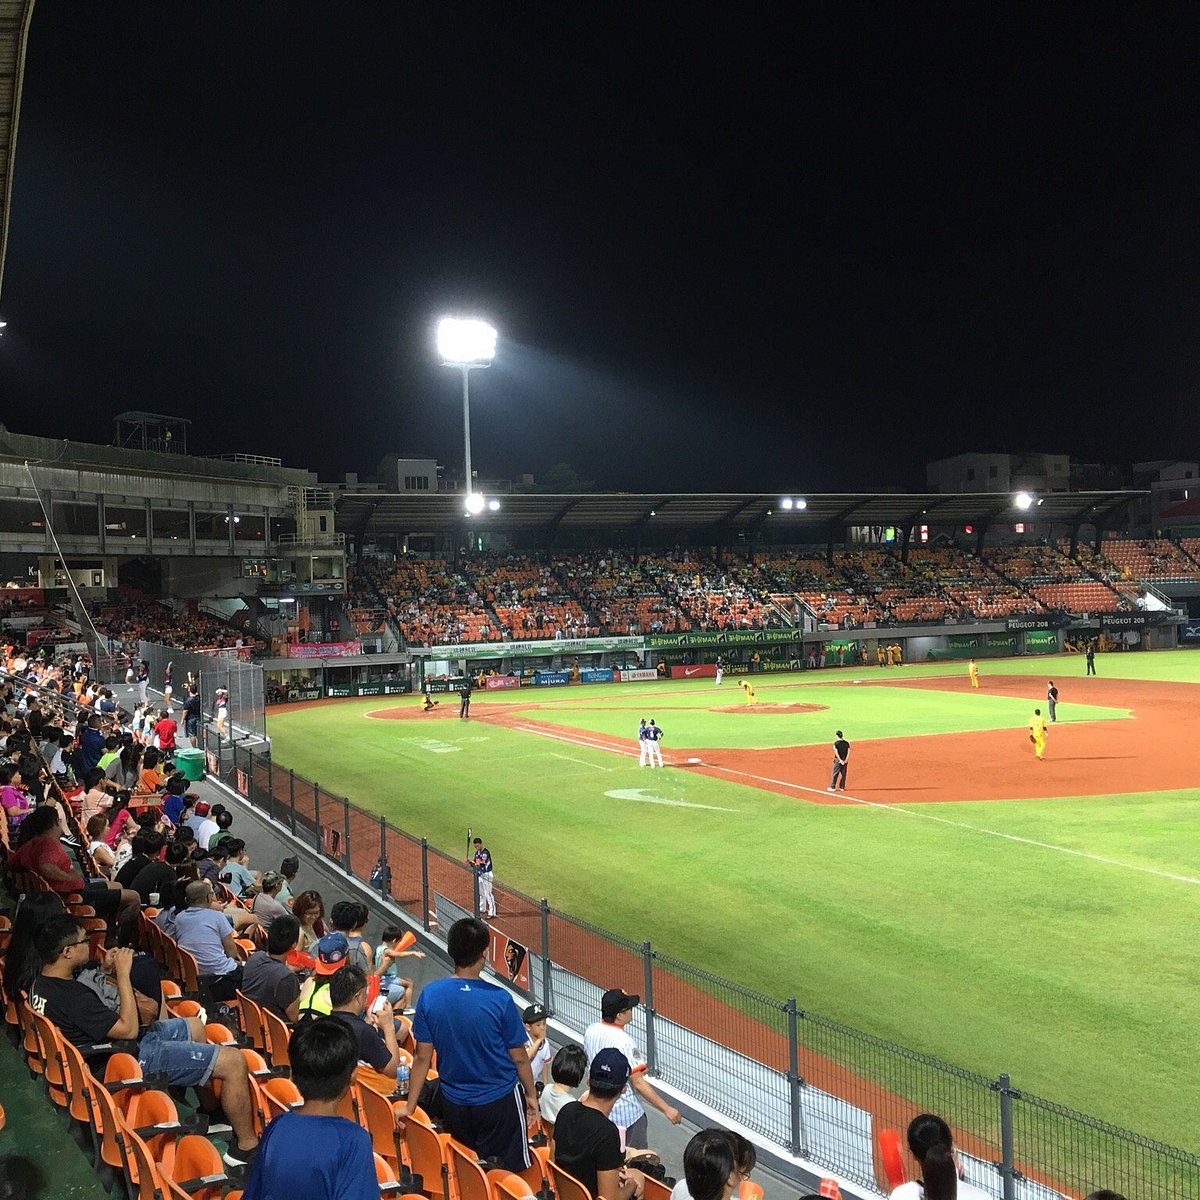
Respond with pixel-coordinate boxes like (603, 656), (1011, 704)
(203, 725), (1197, 1200)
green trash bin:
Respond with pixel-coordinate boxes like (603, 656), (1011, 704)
(175, 748), (206, 782)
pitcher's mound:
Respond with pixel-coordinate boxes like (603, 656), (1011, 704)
(712, 702), (827, 714)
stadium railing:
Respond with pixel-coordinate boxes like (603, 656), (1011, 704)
(202, 726), (1197, 1200)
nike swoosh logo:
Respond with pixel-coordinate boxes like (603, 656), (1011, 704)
(683, 668), (701, 676)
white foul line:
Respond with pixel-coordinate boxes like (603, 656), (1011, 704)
(511, 720), (1200, 888)
(549, 751), (612, 772)
(703, 765), (1200, 887)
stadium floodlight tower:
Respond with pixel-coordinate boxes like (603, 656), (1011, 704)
(437, 316), (497, 514)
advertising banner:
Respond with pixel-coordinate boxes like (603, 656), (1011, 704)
(647, 629), (798, 649)
(426, 677), (469, 693)
(1099, 613), (1155, 628)
(985, 633), (1018, 652)
(326, 682), (412, 698)
(485, 675), (520, 690)
(1180, 622), (1200, 643)
(428, 635), (644, 658)
(616, 668), (658, 682)
(579, 668), (614, 684)
(671, 663), (718, 679)
(1007, 618), (1053, 632)
(533, 670), (571, 687)
(488, 926), (530, 993)
(1024, 629), (1059, 651)
(286, 640), (363, 659)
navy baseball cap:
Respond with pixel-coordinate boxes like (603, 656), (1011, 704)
(590, 1048), (632, 1087)
(524, 1003), (551, 1024)
(314, 932), (350, 976)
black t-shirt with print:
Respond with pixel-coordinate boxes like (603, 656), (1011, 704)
(28, 975), (119, 1047)
(551, 1102), (624, 1200)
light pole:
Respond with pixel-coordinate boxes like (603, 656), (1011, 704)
(436, 317), (497, 510)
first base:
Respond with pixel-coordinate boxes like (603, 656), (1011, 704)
(687, 756), (702, 764)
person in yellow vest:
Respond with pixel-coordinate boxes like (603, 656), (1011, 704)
(1029, 708), (1049, 760)
(877, 644), (887, 668)
(893, 642), (903, 666)
(739, 679), (758, 705)
(968, 658), (979, 689)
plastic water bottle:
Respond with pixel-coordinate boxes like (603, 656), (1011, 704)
(396, 1063), (410, 1099)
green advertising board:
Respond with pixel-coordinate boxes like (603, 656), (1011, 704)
(645, 629), (800, 649)
(1024, 628), (1059, 651)
(326, 682), (413, 698)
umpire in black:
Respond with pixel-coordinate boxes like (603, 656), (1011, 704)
(459, 674), (473, 718)
(828, 730), (850, 792)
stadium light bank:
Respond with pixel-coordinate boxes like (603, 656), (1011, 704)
(437, 316), (498, 516)
(1014, 491), (1044, 511)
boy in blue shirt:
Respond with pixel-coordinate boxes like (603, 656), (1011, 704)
(243, 1016), (378, 1200)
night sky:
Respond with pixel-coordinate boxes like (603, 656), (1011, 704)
(3, 3), (1198, 492)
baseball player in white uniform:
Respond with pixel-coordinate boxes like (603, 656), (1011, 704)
(637, 718), (650, 767)
(714, 656), (724, 686)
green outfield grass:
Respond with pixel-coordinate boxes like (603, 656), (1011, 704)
(266, 649), (1200, 1150)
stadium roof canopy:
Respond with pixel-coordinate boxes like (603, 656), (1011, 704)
(0, 2), (33, 304)
(334, 489), (1148, 538)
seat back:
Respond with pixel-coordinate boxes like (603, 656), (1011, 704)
(90, 1079), (132, 1173)
(547, 1160), (594, 1200)
(176, 946), (202, 994)
(58, 1036), (99, 1128)
(168, 1133), (229, 1200)
(261, 1007), (291, 1070)
(448, 1138), (494, 1200)
(376, 1153), (400, 1185)
(356, 1080), (405, 1167)
(236, 990), (268, 1053)
(27, 1007), (69, 1109)
(405, 1112), (453, 1200)
(644, 1178), (672, 1200)
(494, 1173), (536, 1200)
(123, 1087), (182, 1165)
(738, 1183), (764, 1200)
(122, 1124), (166, 1200)
(878, 1129), (907, 1190)
(261, 1074), (303, 1121)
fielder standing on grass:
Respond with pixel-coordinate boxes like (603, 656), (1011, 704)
(471, 836), (496, 917)
(714, 656), (724, 686)
(637, 718), (649, 766)
(1047, 680), (1059, 722)
(828, 730), (850, 792)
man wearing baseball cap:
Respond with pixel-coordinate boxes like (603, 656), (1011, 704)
(583, 989), (681, 1149)
(550, 1048), (647, 1200)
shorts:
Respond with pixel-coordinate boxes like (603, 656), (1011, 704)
(82, 881), (122, 918)
(441, 1082), (530, 1173)
(138, 1017), (219, 1088)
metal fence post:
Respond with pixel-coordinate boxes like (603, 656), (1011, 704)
(288, 769), (296, 835)
(343, 801), (352, 873)
(786, 997), (805, 1156)
(314, 782), (321, 841)
(378, 816), (388, 897)
(642, 941), (657, 1074)
(421, 839), (430, 932)
(998, 1073), (1017, 1200)
(266, 755), (273, 818)
(540, 899), (551, 1012)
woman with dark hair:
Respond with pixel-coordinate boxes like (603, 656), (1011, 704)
(292, 890), (326, 952)
(106, 741), (144, 790)
(671, 1129), (757, 1200)
(80, 767), (114, 823)
(9, 807), (139, 923)
(2, 891), (65, 998)
(85, 813), (116, 877)
(889, 1113), (986, 1200)
(0, 761), (34, 833)
(921, 1144), (958, 1200)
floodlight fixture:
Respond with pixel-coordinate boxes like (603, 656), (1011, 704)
(437, 317), (497, 366)
(487, 498), (501, 512)
(780, 497), (794, 510)
(465, 492), (486, 515)
(795, 497), (807, 510)
(1014, 491), (1035, 511)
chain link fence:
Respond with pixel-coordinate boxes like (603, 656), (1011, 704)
(202, 726), (1199, 1200)
(139, 639), (266, 744)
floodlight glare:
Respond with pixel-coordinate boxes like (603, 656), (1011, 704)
(437, 317), (497, 366)
(465, 492), (486, 515)
(780, 497), (794, 510)
(1014, 491), (1035, 511)
(487, 498), (501, 512)
(795, 498), (807, 510)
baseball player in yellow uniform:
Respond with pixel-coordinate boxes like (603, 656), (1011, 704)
(739, 679), (757, 705)
(968, 658), (979, 689)
(1029, 707), (1048, 759)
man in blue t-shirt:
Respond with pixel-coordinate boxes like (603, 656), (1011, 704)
(401, 917), (536, 1171)
(243, 1017), (377, 1200)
